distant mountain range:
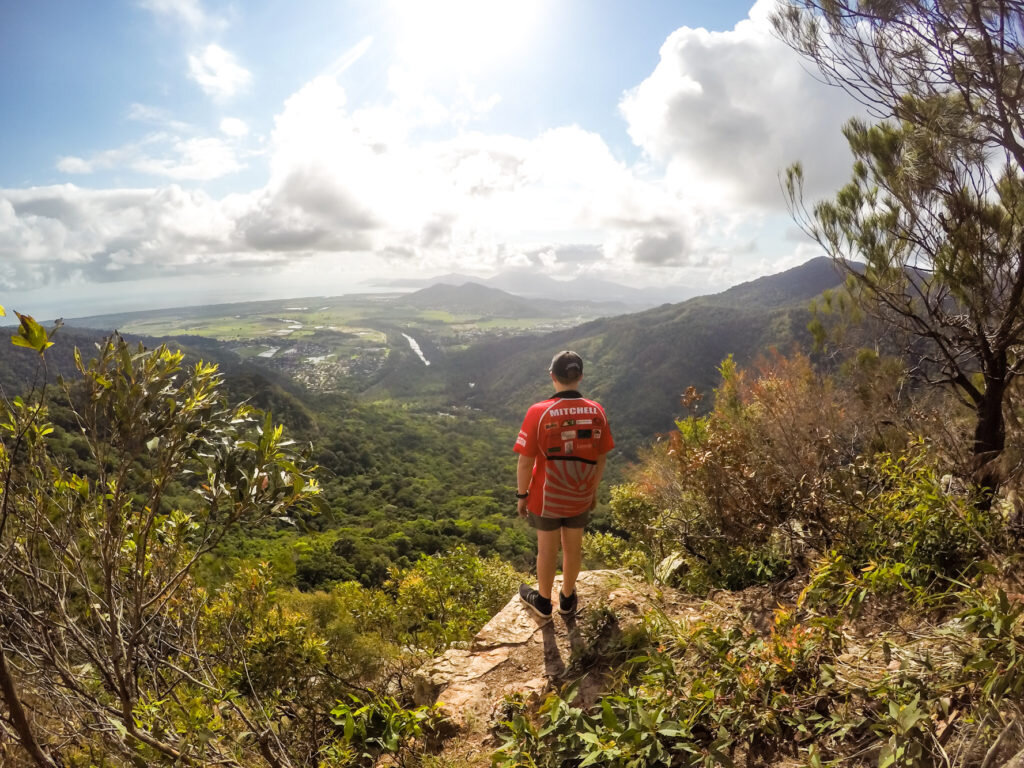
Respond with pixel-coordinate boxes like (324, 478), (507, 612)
(374, 270), (695, 308)
(398, 281), (631, 318)
(49, 281), (633, 332)
(402, 282), (533, 314)
(437, 257), (846, 444)
(4, 258), (847, 451)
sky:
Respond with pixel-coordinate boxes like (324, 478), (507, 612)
(0, 0), (864, 318)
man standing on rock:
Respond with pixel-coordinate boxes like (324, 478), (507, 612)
(514, 350), (614, 619)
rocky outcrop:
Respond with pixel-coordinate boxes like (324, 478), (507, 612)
(411, 569), (701, 764)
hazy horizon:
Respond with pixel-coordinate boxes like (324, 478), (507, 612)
(17, 266), (704, 325)
(3, 0), (853, 320)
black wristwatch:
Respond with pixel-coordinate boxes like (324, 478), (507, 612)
(515, 492), (529, 499)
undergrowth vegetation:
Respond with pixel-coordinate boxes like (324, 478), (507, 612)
(0, 318), (521, 767)
(498, 352), (1024, 767)
(494, 583), (1024, 768)
(4, 316), (1024, 767)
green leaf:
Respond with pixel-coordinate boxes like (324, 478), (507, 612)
(601, 700), (619, 730)
(108, 717), (128, 738)
(709, 748), (735, 768)
(11, 312), (53, 354)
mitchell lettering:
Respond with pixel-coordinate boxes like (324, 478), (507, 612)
(548, 406), (598, 417)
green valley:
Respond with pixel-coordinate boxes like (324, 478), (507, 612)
(0, 260), (847, 597)
(66, 283), (629, 398)
(62, 259), (846, 448)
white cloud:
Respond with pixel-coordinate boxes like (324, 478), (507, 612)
(134, 137), (244, 180)
(0, 197), (76, 290)
(607, 228), (691, 267)
(127, 103), (193, 133)
(139, 0), (206, 29)
(219, 117), (249, 137)
(56, 133), (244, 181)
(620, 1), (862, 209)
(56, 156), (99, 174)
(57, 141), (148, 175)
(13, 4), (859, 301)
(60, 101), (248, 181)
(188, 44), (251, 99)
(237, 77), (381, 252)
(0, 184), (250, 289)
(139, 0), (224, 32)
(27, 69), (708, 292)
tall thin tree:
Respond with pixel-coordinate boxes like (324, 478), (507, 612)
(775, 1), (1024, 492)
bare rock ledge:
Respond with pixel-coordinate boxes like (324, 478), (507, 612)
(412, 569), (701, 762)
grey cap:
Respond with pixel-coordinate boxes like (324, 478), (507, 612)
(549, 350), (583, 380)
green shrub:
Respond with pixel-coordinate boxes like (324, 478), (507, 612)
(323, 695), (447, 767)
(394, 545), (525, 651)
(494, 611), (844, 768)
(801, 442), (1001, 614)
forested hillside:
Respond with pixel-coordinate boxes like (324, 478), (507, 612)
(0, 325), (100, 394)
(450, 257), (845, 442)
(0, 327), (537, 766)
(226, 389), (537, 589)
(6, 320), (1024, 768)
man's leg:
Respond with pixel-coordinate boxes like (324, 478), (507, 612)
(536, 528), (561, 599)
(559, 525), (584, 597)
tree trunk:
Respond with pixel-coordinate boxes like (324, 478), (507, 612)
(973, 376), (1007, 498)
(0, 647), (58, 768)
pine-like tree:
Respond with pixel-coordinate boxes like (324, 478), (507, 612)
(776, 1), (1024, 492)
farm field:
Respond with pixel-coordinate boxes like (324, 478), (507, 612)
(67, 287), (610, 395)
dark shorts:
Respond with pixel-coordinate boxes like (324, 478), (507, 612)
(528, 510), (590, 531)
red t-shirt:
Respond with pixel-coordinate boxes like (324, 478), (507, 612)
(514, 390), (614, 518)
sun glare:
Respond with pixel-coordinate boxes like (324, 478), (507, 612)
(390, 0), (544, 74)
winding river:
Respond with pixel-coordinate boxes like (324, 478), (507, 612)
(402, 333), (431, 366)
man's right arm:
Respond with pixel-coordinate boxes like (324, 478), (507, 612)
(516, 453), (534, 517)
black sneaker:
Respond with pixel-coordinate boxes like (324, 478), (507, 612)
(558, 589), (578, 616)
(519, 584), (552, 620)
